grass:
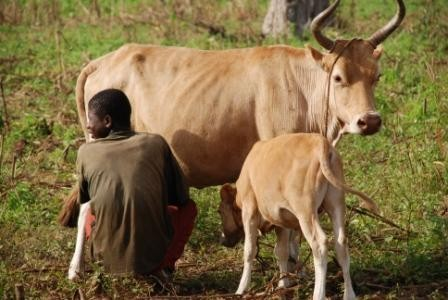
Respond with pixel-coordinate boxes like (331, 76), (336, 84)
(1, 0), (447, 298)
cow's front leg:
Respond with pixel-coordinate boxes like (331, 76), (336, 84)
(275, 227), (291, 289)
(236, 206), (259, 295)
(68, 202), (90, 280)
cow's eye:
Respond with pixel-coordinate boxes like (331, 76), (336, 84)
(333, 75), (342, 83)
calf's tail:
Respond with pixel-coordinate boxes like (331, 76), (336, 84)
(319, 138), (379, 213)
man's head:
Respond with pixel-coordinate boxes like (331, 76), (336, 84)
(87, 89), (132, 139)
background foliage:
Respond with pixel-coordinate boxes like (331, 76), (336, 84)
(0, 0), (447, 298)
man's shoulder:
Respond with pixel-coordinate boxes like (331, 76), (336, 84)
(134, 132), (169, 146)
(78, 138), (104, 152)
(76, 142), (93, 166)
(77, 142), (90, 156)
(134, 132), (163, 139)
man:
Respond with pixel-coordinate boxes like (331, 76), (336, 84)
(77, 88), (197, 276)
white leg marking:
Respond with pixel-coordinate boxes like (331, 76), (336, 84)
(68, 202), (89, 280)
(236, 210), (258, 295)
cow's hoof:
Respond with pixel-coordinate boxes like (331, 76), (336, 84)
(68, 269), (78, 280)
(68, 264), (83, 280)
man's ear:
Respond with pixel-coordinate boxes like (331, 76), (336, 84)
(104, 114), (112, 129)
(373, 45), (383, 59)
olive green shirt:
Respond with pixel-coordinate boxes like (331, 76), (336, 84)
(76, 131), (188, 275)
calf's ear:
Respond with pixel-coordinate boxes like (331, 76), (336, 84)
(220, 183), (237, 203)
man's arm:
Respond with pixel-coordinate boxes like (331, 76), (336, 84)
(76, 146), (90, 204)
(162, 140), (189, 207)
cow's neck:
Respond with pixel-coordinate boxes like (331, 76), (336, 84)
(294, 61), (341, 144)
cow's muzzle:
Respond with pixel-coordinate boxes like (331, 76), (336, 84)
(357, 113), (382, 135)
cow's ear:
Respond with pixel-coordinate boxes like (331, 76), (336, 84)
(373, 45), (383, 59)
(307, 45), (324, 63)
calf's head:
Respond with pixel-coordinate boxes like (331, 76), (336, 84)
(218, 184), (244, 248)
(308, 0), (405, 136)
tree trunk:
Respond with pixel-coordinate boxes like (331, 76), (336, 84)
(263, 0), (329, 38)
(262, 0), (288, 38)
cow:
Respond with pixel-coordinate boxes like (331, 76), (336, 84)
(74, 0), (405, 188)
(63, 0), (405, 280)
(218, 133), (378, 299)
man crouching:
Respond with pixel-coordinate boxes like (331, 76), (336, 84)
(69, 89), (197, 279)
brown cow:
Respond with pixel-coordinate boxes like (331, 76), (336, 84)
(218, 133), (378, 299)
(75, 0), (405, 188)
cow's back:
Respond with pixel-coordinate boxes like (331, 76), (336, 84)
(82, 44), (311, 187)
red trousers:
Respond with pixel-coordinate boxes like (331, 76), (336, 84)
(85, 199), (197, 272)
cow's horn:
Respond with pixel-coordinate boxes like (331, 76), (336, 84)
(310, 0), (340, 50)
(368, 0), (406, 47)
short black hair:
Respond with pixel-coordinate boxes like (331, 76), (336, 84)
(88, 89), (132, 129)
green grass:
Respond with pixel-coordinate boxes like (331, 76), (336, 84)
(1, 0), (447, 298)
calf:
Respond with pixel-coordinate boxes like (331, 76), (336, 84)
(218, 133), (378, 300)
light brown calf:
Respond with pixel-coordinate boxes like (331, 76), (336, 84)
(219, 133), (378, 299)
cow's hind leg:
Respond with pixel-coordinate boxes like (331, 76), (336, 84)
(274, 227), (292, 289)
(296, 206), (328, 300)
(324, 188), (356, 300)
(236, 203), (259, 295)
(68, 202), (90, 280)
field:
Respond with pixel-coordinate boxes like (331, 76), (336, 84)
(0, 0), (447, 298)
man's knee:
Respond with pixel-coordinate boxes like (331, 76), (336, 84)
(84, 208), (95, 240)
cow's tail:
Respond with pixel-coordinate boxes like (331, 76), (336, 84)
(58, 186), (80, 228)
(59, 62), (98, 227)
(319, 138), (379, 213)
(76, 61), (99, 141)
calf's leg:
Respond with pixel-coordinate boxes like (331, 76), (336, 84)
(324, 188), (356, 300)
(274, 227), (291, 288)
(236, 206), (259, 295)
(288, 228), (307, 275)
(287, 229), (299, 272)
(296, 209), (328, 300)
